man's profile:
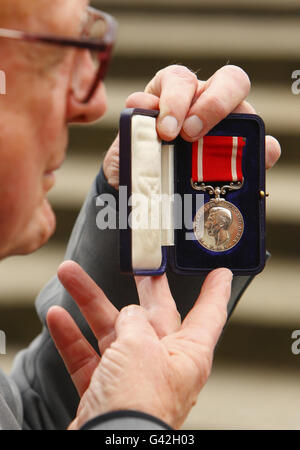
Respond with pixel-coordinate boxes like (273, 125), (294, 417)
(205, 206), (232, 247)
(0, 0), (281, 431)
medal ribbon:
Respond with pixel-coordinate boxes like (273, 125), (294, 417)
(192, 136), (246, 183)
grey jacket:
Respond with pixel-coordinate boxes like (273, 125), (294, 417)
(0, 170), (254, 430)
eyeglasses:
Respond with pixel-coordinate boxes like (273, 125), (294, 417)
(0, 6), (117, 103)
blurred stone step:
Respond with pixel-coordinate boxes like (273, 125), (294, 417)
(0, 243), (64, 306)
(108, 54), (296, 87)
(229, 258), (300, 327)
(94, 0), (300, 14)
(106, 13), (300, 61)
(184, 361), (300, 430)
(265, 167), (300, 225)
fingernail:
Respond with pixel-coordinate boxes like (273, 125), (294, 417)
(159, 115), (178, 137)
(183, 115), (203, 138)
(122, 305), (141, 317)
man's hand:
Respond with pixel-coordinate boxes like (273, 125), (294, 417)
(46, 260), (181, 398)
(47, 263), (232, 429)
(103, 64), (281, 189)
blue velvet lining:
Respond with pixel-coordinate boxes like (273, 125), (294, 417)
(170, 114), (265, 275)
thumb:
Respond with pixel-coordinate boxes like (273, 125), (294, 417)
(115, 305), (159, 345)
(103, 134), (120, 190)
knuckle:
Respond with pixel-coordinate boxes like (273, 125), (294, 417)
(120, 304), (141, 316)
(165, 64), (198, 84)
(222, 65), (251, 92)
(125, 91), (142, 107)
(204, 94), (228, 118)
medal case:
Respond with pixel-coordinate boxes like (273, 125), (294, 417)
(120, 108), (266, 276)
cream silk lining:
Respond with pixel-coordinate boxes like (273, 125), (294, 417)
(131, 115), (174, 270)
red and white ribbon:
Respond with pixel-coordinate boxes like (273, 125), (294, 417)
(192, 136), (246, 183)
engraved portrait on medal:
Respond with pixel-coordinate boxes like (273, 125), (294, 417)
(193, 199), (244, 252)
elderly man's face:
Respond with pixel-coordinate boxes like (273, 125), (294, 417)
(0, 0), (107, 258)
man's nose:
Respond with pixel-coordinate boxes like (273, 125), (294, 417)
(67, 82), (107, 123)
(66, 50), (107, 124)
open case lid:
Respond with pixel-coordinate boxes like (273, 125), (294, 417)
(120, 108), (266, 276)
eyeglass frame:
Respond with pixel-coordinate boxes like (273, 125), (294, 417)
(0, 6), (118, 103)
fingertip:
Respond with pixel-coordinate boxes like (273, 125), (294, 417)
(125, 91), (160, 110)
(47, 304), (62, 317)
(117, 305), (150, 329)
(116, 305), (158, 344)
(208, 267), (233, 282)
(266, 135), (281, 169)
(57, 260), (80, 281)
(182, 115), (204, 140)
(46, 305), (69, 334)
(57, 259), (73, 273)
(203, 268), (233, 298)
(119, 304), (145, 319)
(180, 129), (202, 143)
(157, 114), (179, 141)
(224, 65), (251, 95)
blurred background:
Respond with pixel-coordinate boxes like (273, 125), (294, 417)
(0, 0), (300, 429)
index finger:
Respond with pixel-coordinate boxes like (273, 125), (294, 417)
(178, 268), (232, 351)
(181, 65), (251, 141)
(145, 65), (199, 141)
(57, 261), (119, 345)
(135, 274), (181, 338)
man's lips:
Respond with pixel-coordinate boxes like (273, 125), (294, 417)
(46, 155), (66, 174)
(43, 170), (57, 192)
(43, 157), (65, 192)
